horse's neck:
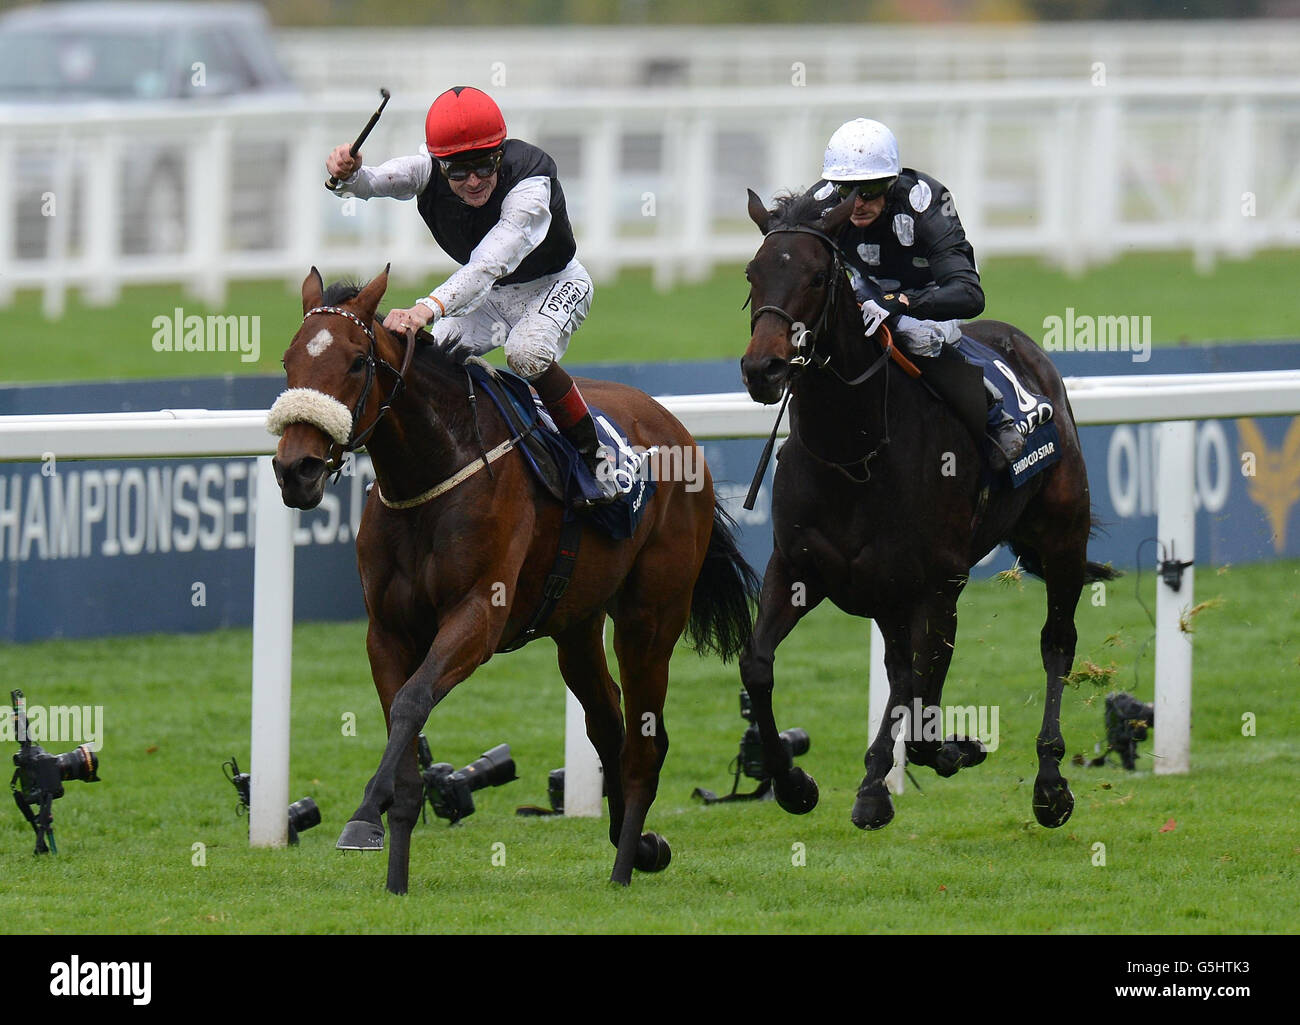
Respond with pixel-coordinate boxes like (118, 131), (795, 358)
(365, 361), (483, 502)
(792, 299), (897, 452)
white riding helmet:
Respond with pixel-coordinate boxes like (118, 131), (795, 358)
(821, 118), (900, 182)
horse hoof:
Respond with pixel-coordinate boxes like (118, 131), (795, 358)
(851, 784), (894, 831)
(336, 819), (385, 850)
(634, 832), (672, 873)
(1033, 778), (1075, 828)
(934, 738), (988, 778)
(773, 766), (820, 815)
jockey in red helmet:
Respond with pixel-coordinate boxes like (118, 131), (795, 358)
(325, 85), (618, 502)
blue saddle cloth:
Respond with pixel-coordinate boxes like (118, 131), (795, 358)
(952, 334), (1062, 488)
(465, 361), (656, 540)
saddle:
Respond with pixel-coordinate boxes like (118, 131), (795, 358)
(876, 332), (1061, 487)
(463, 358), (656, 541)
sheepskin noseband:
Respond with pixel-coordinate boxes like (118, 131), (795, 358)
(266, 388), (354, 447)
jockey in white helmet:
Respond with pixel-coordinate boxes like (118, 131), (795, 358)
(812, 117), (1025, 467)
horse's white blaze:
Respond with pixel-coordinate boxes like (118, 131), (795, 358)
(306, 329), (334, 358)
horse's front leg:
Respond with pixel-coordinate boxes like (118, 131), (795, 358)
(332, 621), (427, 900)
(739, 548), (825, 814)
(338, 595), (506, 894)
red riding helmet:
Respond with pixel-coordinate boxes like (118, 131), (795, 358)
(425, 86), (507, 157)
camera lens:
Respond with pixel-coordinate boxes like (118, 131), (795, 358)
(455, 744), (517, 792)
(779, 728), (811, 759)
(55, 744), (99, 783)
(287, 797), (321, 834)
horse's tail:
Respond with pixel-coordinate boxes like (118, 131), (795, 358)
(687, 501), (762, 663)
(1007, 539), (1123, 585)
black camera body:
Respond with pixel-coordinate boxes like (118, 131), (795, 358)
(223, 756), (320, 844)
(738, 691), (810, 780)
(9, 689), (99, 854)
(417, 735), (517, 825)
(1103, 692), (1155, 770)
(693, 691), (811, 804)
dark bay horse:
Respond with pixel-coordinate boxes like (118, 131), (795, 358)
(271, 267), (758, 892)
(738, 190), (1118, 832)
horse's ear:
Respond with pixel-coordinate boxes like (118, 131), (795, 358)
(747, 189), (771, 234)
(353, 263), (391, 320)
(818, 194), (856, 234)
(301, 266), (324, 314)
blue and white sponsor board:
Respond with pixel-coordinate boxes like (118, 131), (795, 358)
(1, 343), (1297, 641)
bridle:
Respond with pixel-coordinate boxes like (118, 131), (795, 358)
(744, 223), (898, 488)
(301, 305), (416, 475)
(747, 225), (894, 390)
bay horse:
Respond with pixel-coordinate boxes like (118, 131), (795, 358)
(271, 266), (758, 892)
(737, 190), (1118, 832)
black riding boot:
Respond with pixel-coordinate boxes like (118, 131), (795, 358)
(563, 410), (622, 505)
(530, 363), (621, 505)
(985, 380), (1025, 471)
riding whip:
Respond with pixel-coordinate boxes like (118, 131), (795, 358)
(326, 87), (392, 192)
(742, 387), (792, 511)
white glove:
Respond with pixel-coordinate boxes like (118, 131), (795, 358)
(861, 299), (889, 338)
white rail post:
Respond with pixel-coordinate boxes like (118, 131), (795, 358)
(564, 690), (603, 817)
(867, 622), (905, 795)
(250, 455), (295, 845)
(1154, 421), (1195, 775)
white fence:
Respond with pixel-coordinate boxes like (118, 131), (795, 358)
(3, 370), (1299, 842)
(3, 77), (1300, 316)
(275, 22), (1300, 94)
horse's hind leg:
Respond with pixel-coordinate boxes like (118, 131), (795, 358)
(607, 586), (690, 885)
(1031, 543), (1086, 828)
(555, 614), (628, 851)
(738, 548), (825, 815)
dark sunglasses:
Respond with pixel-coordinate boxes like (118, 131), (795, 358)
(834, 177), (896, 202)
(438, 149), (503, 182)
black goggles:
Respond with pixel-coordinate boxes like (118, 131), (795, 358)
(833, 177), (896, 202)
(437, 149), (503, 182)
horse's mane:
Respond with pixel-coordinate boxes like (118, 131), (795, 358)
(768, 189), (834, 231)
(322, 278), (463, 373)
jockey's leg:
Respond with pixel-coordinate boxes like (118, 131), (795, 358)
(427, 305), (505, 361)
(850, 273), (1024, 467)
(500, 265), (620, 504)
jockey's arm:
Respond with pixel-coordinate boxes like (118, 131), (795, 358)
(334, 152), (432, 200)
(901, 204), (985, 322)
(419, 176), (553, 319)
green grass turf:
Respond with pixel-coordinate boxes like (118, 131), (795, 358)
(2, 559), (1296, 934)
(2, 249), (1298, 385)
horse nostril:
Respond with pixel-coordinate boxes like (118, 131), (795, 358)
(278, 455), (327, 488)
(761, 356), (787, 381)
(295, 456), (328, 484)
